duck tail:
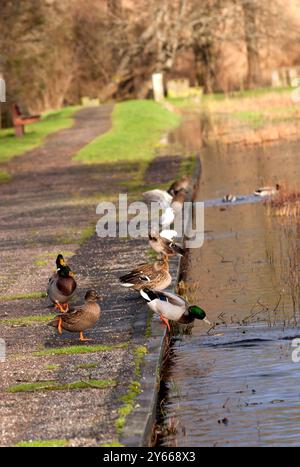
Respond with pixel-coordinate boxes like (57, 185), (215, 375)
(140, 288), (159, 302)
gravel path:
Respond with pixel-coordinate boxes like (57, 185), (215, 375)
(0, 105), (183, 446)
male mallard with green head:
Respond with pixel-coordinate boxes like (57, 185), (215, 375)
(119, 256), (172, 291)
(141, 289), (210, 331)
(47, 254), (77, 312)
(48, 289), (101, 341)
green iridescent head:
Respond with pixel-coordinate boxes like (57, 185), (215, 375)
(188, 305), (209, 323)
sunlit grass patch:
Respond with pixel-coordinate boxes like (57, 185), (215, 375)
(100, 440), (124, 447)
(33, 343), (128, 357)
(75, 363), (98, 370)
(115, 345), (148, 434)
(0, 106), (80, 163)
(34, 260), (48, 267)
(0, 170), (11, 183)
(75, 100), (181, 164)
(8, 378), (116, 393)
(1, 314), (53, 326)
(0, 291), (47, 302)
(15, 439), (70, 447)
(44, 364), (60, 371)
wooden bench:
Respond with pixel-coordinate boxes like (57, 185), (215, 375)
(11, 103), (40, 137)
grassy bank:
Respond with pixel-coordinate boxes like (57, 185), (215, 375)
(0, 106), (80, 163)
(168, 87), (300, 146)
(168, 87), (300, 128)
(75, 100), (181, 164)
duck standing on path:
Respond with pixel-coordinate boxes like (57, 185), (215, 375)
(254, 184), (280, 197)
(119, 256), (172, 292)
(47, 254), (77, 312)
(149, 231), (185, 257)
(140, 289), (210, 331)
(48, 289), (101, 341)
(171, 187), (187, 215)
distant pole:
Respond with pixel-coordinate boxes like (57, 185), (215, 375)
(152, 73), (164, 102)
(0, 74), (6, 130)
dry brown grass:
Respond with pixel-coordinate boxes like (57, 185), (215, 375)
(266, 185), (300, 218)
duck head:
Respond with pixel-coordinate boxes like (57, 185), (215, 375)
(85, 289), (101, 302)
(188, 305), (211, 324)
(56, 254), (74, 278)
(56, 254), (65, 269)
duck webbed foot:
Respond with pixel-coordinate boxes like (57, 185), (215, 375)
(55, 302), (69, 313)
(57, 317), (63, 335)
(79, 332), (92, 342)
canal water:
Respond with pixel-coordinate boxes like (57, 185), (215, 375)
(159, 116), (300, 447)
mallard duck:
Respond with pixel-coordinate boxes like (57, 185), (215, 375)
(140, 289), (210, 331)
(119, 257), (171, 291)
(149, 231), (185, 257)
(168, 176), (190, 196)
(222, 194), (237, 203)
(142, 189), (172, 210)
(47, 254), (77, 312)
(254, 184), (280, 197)
(171, 188), (187, 214)
(161, 206), (175, 229)
(48, 289), (101, 341)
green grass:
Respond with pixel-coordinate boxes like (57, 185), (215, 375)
(1, 314), (53, 326)
(8, 379), (116, 393)
(39, 251), (74, 259)
(15, 439), (69, 447)
(100, 440), (124, 447)
(231, 110), (266, 129)
(0, 106), (80, 163)
(44, 364), (59, 371)
(167, 86), (292, 109)
(116, 380), (141, 434)
(75, 100), (181, 164)
(33, 343), (128, 357)
(34, 259), (48, 267)
(0, 291), (47, 302)
(115, 345), (148, 434)
(0, 170), (11, 183)
(79, 225), (95, 244)
(75, 363), (98, 370)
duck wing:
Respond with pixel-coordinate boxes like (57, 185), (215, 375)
(142, 190), (172, 209)
(141, 289), (187, 307)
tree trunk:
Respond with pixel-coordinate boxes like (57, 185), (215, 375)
(242, 0), (262, 88)
(194, 42), (215, 94)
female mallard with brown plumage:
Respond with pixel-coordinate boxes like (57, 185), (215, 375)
(47, 254), (77, 312)
(148, 230), (185, 257)
(48, 289), (101, 341)
(119, 256), (171, 291)
(168, 176), (190, 196)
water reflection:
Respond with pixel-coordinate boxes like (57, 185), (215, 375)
(160, 116), (300, 447)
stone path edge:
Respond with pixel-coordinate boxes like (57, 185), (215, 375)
(120, 154), (202, 447)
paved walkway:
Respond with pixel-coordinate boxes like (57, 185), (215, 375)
(0, 105), (182, 446)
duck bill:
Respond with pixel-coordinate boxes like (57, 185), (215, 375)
(203, 317), (211, 325)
